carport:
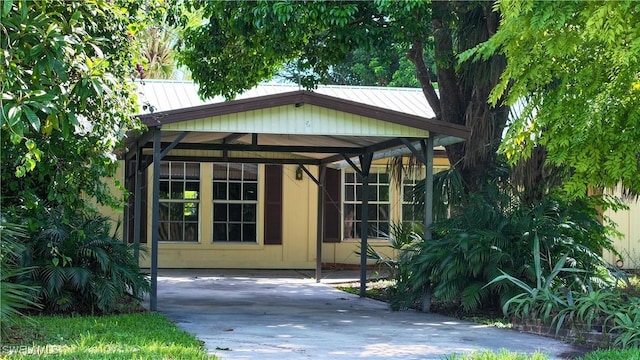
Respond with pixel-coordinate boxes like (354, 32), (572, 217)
(125, 87), (470, 311)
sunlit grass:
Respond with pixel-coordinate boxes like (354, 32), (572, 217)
(445, 349), (549, 360)
(0, 313), (214, 359)
(576, 348), (640, 360)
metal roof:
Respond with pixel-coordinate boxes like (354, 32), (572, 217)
(135, 80), (436, 118)
(129, 80), (467, 167)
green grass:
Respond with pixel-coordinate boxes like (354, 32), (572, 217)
(0, 313), (214, 359)
(445, 350), (548, 360)
(577, 348), (640, 360)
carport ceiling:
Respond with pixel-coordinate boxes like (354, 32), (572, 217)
(132, 90), (470, 165)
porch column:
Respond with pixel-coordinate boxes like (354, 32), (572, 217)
(133, 142), (142, 262)
(423, 137), (434, 240)
(359, 152), (373, 297)
(150, 127), (161, 311)
(316, 165), (326, 283)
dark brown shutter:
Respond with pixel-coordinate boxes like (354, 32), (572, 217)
(264, 164), (283, 245)
(323, 168), (341, 243)
(126, 161), (147, 244)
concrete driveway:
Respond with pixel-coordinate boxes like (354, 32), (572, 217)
(148, 269), (587, 360)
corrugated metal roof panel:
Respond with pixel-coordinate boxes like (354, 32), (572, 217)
(135, 80), (436, 118)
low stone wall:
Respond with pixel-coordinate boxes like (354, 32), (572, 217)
(511, 318), (616, 349)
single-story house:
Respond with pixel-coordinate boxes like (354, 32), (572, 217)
(106, 80), (470, 310)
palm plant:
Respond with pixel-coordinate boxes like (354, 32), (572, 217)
(17, 208), (149, 314)
(0, 221), (40, 336)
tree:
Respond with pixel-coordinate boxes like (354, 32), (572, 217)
(1, 0), (142, 211)
(473, 0), (640, 198)
(178, 0), (508, 192)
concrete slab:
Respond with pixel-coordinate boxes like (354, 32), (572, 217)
(147, 269), (587, 360)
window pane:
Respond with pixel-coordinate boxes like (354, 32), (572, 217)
(368, 186), (378, 201)
(159, 181), (170, 199)
(228, 223), (241, 241)
(243, 204), (256, 222)
(379, 173), (389, 183)
(368, 205), (378, 220)
(243, 224), (256, 242)
(244, 183), (257, 200)
(229, 182), (241, 200)
(213, 223), (226, 241)
(185, 163), (200, 179)
(228, 164), (243, 180)
(214, 204), (227, 221)
(244, 164), (258, 180)
(159, 162), (170, 179)
(169, 203), (183, 221)
(169, 223), (181, 241)
(379, 186), (389, 202)
(184, 223), (198, 242)
(378, 222), (389, 237)
(403, 185), (413, 202)
(213, 164), (227, 179)
(184, 203), (198, 221)
(345, 185), (355, 201)
(213, 182), (226, 200)
(229, 204), (242, 221)
(345, 172), (355, 183)
(171, 163), (185, 179)
(185, 182), (200, 199)
(379, 204), (389, 221)
(355, 185), (362, 201)
(171, 181), (184, 200)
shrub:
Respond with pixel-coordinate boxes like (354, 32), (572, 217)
(15, 208), (149, 315)
(403, 186), (617, 313)
(0, 221), (40, 337)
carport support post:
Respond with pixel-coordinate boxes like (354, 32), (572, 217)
(133, 142), (142, 262)
(422, 136), (434, 312)
(359, 153), (373, 298)
(316, 165), (326, 283)
(150, 127), (161, 311)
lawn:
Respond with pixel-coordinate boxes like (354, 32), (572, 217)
(0, 313), (214, 359)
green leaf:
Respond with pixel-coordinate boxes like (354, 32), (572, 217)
(23, 105), (41, 131)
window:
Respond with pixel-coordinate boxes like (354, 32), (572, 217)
(402, 175), (423, 228)
(343, 170), (390, 239)
(212, 163), (258, 242)
(401, 166), (449, 228)
(159, 162), (200, 242)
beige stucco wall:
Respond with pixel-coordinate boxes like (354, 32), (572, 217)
(604, 188), (640, 269)
(129, 157), (450, 269)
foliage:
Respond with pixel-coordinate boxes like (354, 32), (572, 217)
(13, 208), (149, 315)
(405, 181), (617, 313)
(608, 297), (640, 348)
(488, 236), (583, 322)
(1, 0), (143, 211)
(178, 0), (509, 192)
(359, 222), (422, 310)
(0, 313), (214, 359)
(0, 221), (40, 337)
(471, 0), (640, 197)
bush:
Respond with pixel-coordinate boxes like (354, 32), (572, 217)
(0, 221), (40, 337)
(14, 208), (149, 315)
(402, 186), (617, 313)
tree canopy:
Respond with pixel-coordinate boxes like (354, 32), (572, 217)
(474, 0), (640, 197)
(179, 0), (508, 192)
(1, 0), (143, 211)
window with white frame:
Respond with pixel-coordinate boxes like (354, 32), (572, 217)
(343, 169), (391, 239)
(212, 163), (258, 242)
(401, 166), (449, 228)
(158, 161), (200, 242)
(402, 174), (423, 228)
